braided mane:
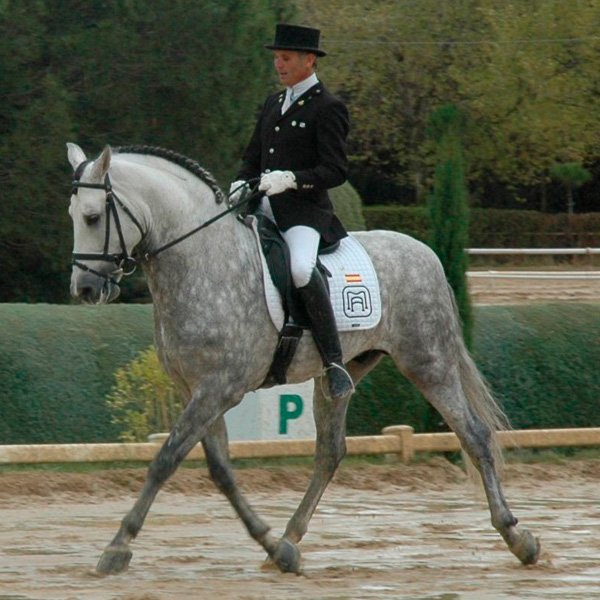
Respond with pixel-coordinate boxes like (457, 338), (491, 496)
(115, 145), (226, 204)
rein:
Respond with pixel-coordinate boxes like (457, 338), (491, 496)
(143, 178), (260, 260)
(71, 168), (260, 285)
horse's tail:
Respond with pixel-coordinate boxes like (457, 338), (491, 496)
(449, 285), (509, 475)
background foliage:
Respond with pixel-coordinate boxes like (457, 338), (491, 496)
(1, 303), (599, 444)
(106, 346), (184, 442)
(364, 207), (600, 248)
(0, 303), (153, 444)
(0, 0), (293, 302)
(1, 1), (600, 303)
(300, 0), (600, 208)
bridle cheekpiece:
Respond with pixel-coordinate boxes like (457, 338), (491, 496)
(71, 162), (145, 285)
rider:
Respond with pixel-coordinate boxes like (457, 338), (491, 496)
(230, 23), (354, 400)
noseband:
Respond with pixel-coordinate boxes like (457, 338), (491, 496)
(71, 162), (145, 285)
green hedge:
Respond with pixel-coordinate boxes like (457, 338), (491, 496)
(363, 206), (600, 247)
(330, 181), (367, 231)
(1, 303), (599, 443)
(347, 303), (600, 434)
(0, 304), (153, 443)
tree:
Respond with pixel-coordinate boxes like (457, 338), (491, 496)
(0, 0), (293, 302)
(550, 162), (592, 216)
(0, 2), (76, 302)
(426, 104), (472, 433)
(298, 0), (600, 203)
(428, 105), (472, 346)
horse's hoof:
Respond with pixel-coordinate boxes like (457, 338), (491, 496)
(513, 529), (541, 565)
(96, 544), (133, 575)
(272, 537), (302, 574)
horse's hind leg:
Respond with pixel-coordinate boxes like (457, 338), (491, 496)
(201, 416), (301, 573)
(283, 350), (384, 545)
(413, 365), (540, 565)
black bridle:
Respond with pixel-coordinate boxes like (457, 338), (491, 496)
(71, 165), (259, 286)
(71, 165), (145, 285)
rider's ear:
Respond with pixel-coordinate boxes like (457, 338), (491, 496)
(89, 145), (112, 181)
(66, 142), (87, 171)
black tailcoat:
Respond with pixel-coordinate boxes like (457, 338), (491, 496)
(236, 82), (350, 243)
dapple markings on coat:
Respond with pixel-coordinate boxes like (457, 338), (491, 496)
(66, 143), (540, 575)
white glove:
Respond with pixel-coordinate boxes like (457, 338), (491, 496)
(228, 180), (249, 204)
(259, 171), (297, 196)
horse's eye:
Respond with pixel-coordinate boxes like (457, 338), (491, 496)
(84, 213), (101, 226)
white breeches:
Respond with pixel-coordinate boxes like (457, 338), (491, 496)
(258, 196), (319, 288)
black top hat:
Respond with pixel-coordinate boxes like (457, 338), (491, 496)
(265, 24), (327, 57)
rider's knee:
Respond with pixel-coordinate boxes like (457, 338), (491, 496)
(290, 261), (314, 288)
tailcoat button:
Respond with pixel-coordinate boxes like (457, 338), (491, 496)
(269, 148), (274, 154)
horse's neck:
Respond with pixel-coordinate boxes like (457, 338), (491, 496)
(117, 162), (253, 305)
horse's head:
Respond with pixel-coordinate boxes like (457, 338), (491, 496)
(67, 143), (145, 304)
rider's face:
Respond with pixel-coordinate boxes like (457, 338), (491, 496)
(273, 50), (316, 87)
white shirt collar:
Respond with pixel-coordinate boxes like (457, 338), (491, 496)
(289, 72), (319, 100)
(281, 73), (319, 113)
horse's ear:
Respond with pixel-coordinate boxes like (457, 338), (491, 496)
(66, 142), (87, 171)
(89, 145), (112, 181)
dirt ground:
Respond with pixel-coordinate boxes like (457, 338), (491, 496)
(1, 276), (598, 599)
(1, 459), (600, 600)
(468, 271), (600, 305)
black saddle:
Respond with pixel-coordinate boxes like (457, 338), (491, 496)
(245, 214), (339, 385)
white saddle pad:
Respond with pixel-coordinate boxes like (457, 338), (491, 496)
(247, 216), (382, 332)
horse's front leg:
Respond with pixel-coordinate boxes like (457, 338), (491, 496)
(282, 376), (350, 545)
(202, 416), (301, 573)
(96, 383), (224, 575)
(282, 355), (381, 545)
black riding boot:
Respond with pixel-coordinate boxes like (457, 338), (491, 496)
(297, 269), (355, 400)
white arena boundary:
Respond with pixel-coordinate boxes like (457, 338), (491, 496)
(2, 426), (600, 465)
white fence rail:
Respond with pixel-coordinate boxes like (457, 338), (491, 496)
(466, 247), (600, 280)
(467, 248), (600, 256)
(468, 270), (600, 280)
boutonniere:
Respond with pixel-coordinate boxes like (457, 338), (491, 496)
(298, 100), (305, 106)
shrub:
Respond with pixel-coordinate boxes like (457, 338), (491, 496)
(347, 303), (600, 434)
(106, 346), (184, 442)
(330, 181), (367, 231)
(0, 303), (154, 444)
(363, 206), (600, 247)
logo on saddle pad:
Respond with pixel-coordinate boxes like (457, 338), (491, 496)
(342, 283), (373, 320)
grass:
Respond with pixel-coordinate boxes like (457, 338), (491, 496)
(504, 446), (600, 464)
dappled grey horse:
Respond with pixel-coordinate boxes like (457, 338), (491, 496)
(66, 143), (540, 574)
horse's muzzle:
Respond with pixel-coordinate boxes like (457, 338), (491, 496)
(71, 269), (121, 304)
